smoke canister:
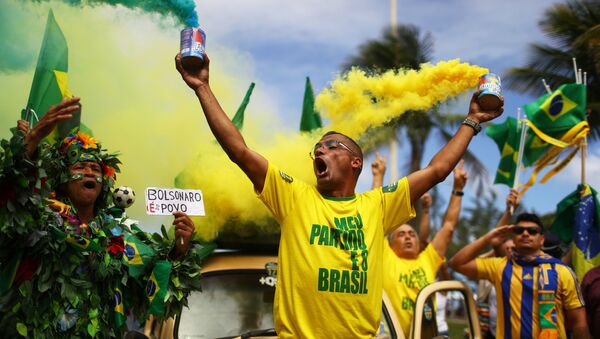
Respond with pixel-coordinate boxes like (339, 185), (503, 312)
(180, 27), (206, 69)
(477, 73), (502, 111)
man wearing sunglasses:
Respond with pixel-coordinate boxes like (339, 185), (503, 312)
(450, 213), (589, 338)
(175, 53), (504, 338)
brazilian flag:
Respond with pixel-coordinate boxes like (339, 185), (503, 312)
(146, 260), (172, 315)
(23, 10), (81, 139)
(552, 184), (600, 281)
(523, 83), (587, 165)
(122, 234), (156, 278)
(113, 282), (127, 327)
(65, 233), (102, 252)
(50, 226), (102, 252)
(485, 117), (520, 187)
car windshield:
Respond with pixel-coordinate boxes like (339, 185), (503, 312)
(176, 269), (398, 338)
(177, 271), (276, 338)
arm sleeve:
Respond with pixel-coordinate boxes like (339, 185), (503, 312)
(257, 162), (298, 224)
(559, 265), (585, 310)
(422, 243), (445, 272)
(476, 258), (503, 283)
(381, 177), (416, 234)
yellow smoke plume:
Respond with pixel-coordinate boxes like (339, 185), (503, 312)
(176, 130), (318, 240)
(0, 0), (282, 238)
(316, 59), (489, 139)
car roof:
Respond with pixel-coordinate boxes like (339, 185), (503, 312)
(201, 251), (278, 274)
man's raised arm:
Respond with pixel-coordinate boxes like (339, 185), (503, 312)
(431, 160), (467, 257)
(407, 94), (503, 204)
(175, 54), (268, 192)
(449, 225), (512, 279)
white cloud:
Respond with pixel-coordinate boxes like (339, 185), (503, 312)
(556, 149), (600, 189)
(199, 0), (387, 50)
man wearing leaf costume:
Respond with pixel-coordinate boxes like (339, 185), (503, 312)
(0, 97), (214, 338)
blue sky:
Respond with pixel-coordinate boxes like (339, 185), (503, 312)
(198, 0), (599, 218)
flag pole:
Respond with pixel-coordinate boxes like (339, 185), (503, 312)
(580, 68), (587, 185)
(582, 136), (587, 185)
(512, 111), (529, 215)
(541, 79), (552, 94)
(389, 0), (399, 182)
(573, 58), (580, 83)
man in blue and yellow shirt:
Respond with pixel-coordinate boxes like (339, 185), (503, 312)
(175, 52), (504, 338)
(450, 213), (589, 339)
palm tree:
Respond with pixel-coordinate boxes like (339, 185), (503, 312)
(343, 24), (433, 72)
(343, 24), (488, 192)
(505, 0), (600, 139)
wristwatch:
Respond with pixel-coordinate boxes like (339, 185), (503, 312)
(462, 117), (482, 135)
(452, 190), (464, 196)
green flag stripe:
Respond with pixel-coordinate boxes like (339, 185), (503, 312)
(26, 10), (68, 122)
(486, 117), (519, 187)
(231, 82), (255, 130)
(300, 77), (323, 132)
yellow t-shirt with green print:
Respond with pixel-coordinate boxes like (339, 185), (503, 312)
(383, 242), (445, 337)
(258, 161), (415, 339)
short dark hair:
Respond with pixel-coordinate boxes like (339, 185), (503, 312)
(515, 213), (544, 231)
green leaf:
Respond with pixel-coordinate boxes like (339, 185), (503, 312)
(161, 225), (169, 239)
(70, 278), (93, 289)
(16, 323), (27, 337)
(12, 302), (21, 313)
(17, 176), (28, 188)
(89, 308), (99, 318)
(71, 295), (79, 307)
(37, 278), (52, 293)
(87, 323), (97, 337)
(7, 200), (15, 212)
(172, 276), (181, 288)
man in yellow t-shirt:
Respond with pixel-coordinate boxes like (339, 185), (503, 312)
(450, 213), (590, 339)
(375, 159), (467, 337)
(175, 52), (504, 338)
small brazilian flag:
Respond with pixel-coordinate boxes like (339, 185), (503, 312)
(113, 282), (126, 327)
(122, 234), (156, 278)
(146, 260), (172, 315)
(522, 83), (587, 165)
(50, 226), (102, 252)
(485, 117), (520, 187)
(65, 233), (102, 252)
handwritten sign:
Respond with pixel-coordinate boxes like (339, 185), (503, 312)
(145, 187), (205, 216)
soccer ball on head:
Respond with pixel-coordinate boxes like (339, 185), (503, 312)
(113, 186), (136, 209)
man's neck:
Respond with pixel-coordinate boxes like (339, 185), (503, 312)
(317, 184), (356, 198)
(515, 248), (543, 257)
(75, 205), (95, 224)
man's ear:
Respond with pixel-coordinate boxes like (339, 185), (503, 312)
(351, 157), (362, 171)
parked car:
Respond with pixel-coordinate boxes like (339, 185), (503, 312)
(145, 250), (481, 339)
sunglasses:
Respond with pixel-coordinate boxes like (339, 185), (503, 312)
(309, 139), (357, 160)
(512, 226), (541, 236)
